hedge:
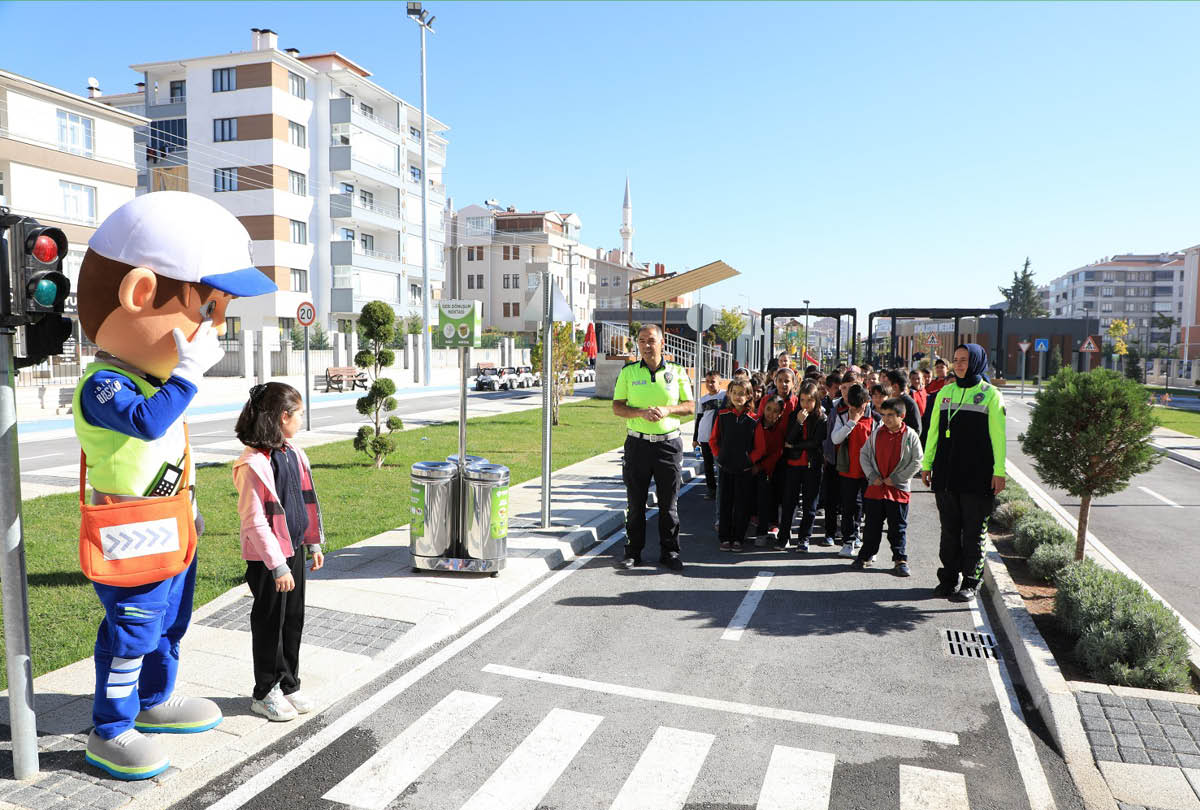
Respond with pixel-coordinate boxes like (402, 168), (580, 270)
(994, 485), (1032, 507)
(992, 500), (1036, 532)
(1013, 512), (1074, 558)
(1055, 560), (1190, 691)
(1028, 542), (1073, 582)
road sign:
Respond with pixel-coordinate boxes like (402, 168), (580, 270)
(1017, 341), (1031, 353)
(925, 333), (939, 346)
(296, 301), (316, 327)
(1033, 338), (1049, 353)
(686, 303), (715, 333)
(1079, 335), (1100, 353)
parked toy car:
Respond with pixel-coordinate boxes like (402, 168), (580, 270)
(515, 366), (537, 388)
(474, 366), (501, 391)
(498, 367), (522, 390)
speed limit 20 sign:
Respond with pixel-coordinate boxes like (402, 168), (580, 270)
(296, 301), (316, 327)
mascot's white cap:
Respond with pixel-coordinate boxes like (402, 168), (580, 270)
(88, 191), (277, 297)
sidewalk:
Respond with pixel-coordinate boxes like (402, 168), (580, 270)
(0, 446), (699, 810)
(1151, 425), (1200, 471)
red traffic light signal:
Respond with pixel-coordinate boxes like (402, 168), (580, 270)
(31, 234), (59, 263)
(17, 222), (70, 315)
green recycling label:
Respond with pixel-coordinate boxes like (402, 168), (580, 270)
(438, 299), (481, 349)
(411, 481), (426, 541)
(490, 486), (509, 540)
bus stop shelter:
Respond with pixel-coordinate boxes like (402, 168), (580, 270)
(759, 308), (858, 368)
(867, 308), (1006, 374)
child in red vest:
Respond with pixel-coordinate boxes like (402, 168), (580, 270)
(780, 382), (826, 551)
(709, 380), (758, 552)
(829, 384), (873, 558)
(853, 397), (924, 576)
(750, 395), (788, 548)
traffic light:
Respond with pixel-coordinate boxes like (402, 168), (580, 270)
(12, 220), (70, 316)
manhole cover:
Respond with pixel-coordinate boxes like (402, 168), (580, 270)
(943, 628), (999, 660)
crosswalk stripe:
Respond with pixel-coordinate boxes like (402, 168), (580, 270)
(458, 707), (603, 810)
(899, 764), (970, 810)
(322, 690), (500, 809)
(609, 726), (713, 810)
(757, 745), (835, 810)
(722, 571), (774, 641)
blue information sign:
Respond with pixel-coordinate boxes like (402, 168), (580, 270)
(1033, 338), (1050, 352)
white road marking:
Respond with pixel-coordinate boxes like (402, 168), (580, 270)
(481, 664), (959, 745)
(1139, 485), (1183, 509)
(757, 745), (835, 810)
(722, 571), (774, 641)
(191, 430), (230, 437)
(322, 690), (500, 809)
(969, 581), (1058, 810)
(609, 726), (712, 810)
(899, 764), (969, 810)
(19, 453), (62, 460)
(458, 708), (602, 810)
(1008, 416), (1020, 423)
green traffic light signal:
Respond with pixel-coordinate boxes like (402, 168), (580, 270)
(32, 277), (58, 308)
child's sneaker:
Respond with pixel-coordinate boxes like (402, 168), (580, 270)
(284, 691), (314, 714)
(794, 541), (810, 552)
(819, 536), (837, 547)
(251, 686), (297, 722)
(849, 558), (867, 570)
(753, 535), (770, 548)
(719, 541), (732, 552)
(894, 562), (911, 577)
(731, 540), (744, 551)
(839, 542), (856, 558)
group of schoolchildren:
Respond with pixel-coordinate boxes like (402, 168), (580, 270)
(693, 355), (957, 576)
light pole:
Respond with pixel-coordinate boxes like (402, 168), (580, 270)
(803, 299), (810, 367)
(408, 2), (435, 386)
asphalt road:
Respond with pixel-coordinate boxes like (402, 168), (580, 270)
(1004, 394), (1200, 633)
(15, 384), (591, 477)
(176, 482), (1083, 810)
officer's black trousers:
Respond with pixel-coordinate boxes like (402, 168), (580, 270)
(622, 435), (683, 560)
(934, 490), (995, 590)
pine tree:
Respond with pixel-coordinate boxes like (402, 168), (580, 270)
(353, 301), (403, 468)
(998, 258), (1049, 318)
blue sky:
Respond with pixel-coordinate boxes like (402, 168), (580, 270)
(3, 1), (1199, 319)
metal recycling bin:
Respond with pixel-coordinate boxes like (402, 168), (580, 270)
(410, 461), (457, 566)
(463, 463), (510, 567)
(446, 454), (488, 467)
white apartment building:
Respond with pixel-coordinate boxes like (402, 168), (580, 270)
(1047, 253), (1189, 350)
(0, 68), (145, 338)
(110, 28), (448, 336)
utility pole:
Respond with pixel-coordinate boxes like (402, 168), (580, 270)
(566, 244), (575, 342)
(407, 2), (435, 386)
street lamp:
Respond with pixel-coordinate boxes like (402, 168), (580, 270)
(803, 299), (810, 366)
(408, 2), (435, 386)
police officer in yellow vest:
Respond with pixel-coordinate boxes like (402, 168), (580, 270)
(612, 324), (695, 570)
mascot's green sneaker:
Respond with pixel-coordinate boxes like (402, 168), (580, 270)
(85, 729), (169, 781)
(135, 695), (223, 734)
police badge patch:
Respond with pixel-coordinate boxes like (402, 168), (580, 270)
(664, 371), (674, 385)
(973, 392), (985, 404)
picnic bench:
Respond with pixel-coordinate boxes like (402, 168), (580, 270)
(323, 366), (369, 393)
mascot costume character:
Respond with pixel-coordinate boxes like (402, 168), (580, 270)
(74, 192), (276, 779)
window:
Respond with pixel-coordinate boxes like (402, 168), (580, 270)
(340, 228), (355, 241)
(1101, 303), (1113, 313)
(0, 169), (5, 202)
(513, 246), (520, 260)
(360, 103), (373, 116)
(475, 274), (484, 288)
(1154, 301), (1172, 312)
(600, 277), (608, 287)
(1101, 286), (1114, 297)
(212, 67), (236, 92)
(341, 182), (354, 195)
(409, 165), (422, 182)
(288, 71), (306, 99)
(169, 80), (186, 101)
(279, 317), (295, 342)
(148, 118), (186, 153)
(359, 189), (374, 209)
(467, 275), (475, 290)
(409, 126), (421, 141)
(288, 121), (306, 148)
(290, 219), (307, 244)
(223, 316), (242, 342)
(56, 110), (94, 156)
(502, 245), (510, 261)
(503, 275), (510, 289)
(503, 302), (511, 317)
(512, 302), (519, 317)
(60, 181), (96, 223)
(213, 167), (238, 192)
(410, 283), (421, 303)
(360, 233), (374, 252)
(213, 117), (237, 142)
(291, 268), (308, 293)
(528, 275), (539, 290)
(288, 170), (306, 196)
(465, 215), (492, 237)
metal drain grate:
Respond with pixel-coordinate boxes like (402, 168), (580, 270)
(943, 629), (1000, 660)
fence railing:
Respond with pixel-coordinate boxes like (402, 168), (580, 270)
(598, 322), (732, 378)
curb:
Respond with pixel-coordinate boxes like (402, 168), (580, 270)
(1153, 443), (1200, 471)
(983, 551), (1118, 810)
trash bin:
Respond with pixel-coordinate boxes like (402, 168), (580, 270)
(463, 463), (510, 567)
(410, 461), (457, 565)
(447, 454), (488, 467)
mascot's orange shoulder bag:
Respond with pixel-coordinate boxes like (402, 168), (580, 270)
(78, 427), (198, 587)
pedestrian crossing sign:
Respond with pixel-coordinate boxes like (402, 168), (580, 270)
(1079, 336), (1100, 353)
(1033, 338), (1050, 353)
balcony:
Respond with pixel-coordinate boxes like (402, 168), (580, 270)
(330, 144), (402, 190)
(330, 193), (403, 230)
(145, 96), (187, 118)
(330, 97), (403, 142)
(330, 239), (402, 274)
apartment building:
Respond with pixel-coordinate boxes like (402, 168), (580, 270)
(1047, 253), (1188, 350)
(0, 68), (145, 342)
(109, 28), (448, 336)
(1181, 245), (1200, 361)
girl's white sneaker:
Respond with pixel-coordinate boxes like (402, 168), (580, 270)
(251, 686), (298, 722)
(284, 690), (315, 714)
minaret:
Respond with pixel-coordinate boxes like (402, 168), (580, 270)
(619, 177), (634, 266)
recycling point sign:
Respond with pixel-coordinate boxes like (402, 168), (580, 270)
(439, 300), (482, 349)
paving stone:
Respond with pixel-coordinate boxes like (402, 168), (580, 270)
(1115, 733), (1145, 749)
(49, 776), (93, 797)
(1148, 699), (1178, 712)
(7, 786), (47, 806)
(1130, 709), (1157, 723)
(1138, 723), (1167, 737)
(1112, 720), (1139, 735)
(1179, 704), (1200, 715)
(1122, 698), (1151, 711)
(1118, 747), (1152, 765)
(1099, 693), (1126, 707)
(1093, 746), (1120, 762)
(1144, 736), (1175, 752)
(1116, 803), (1147, 810)
(1079, 703), (1107, 718)
(1183, 715), (1200, 730)
(1166, 725), (1193, 738)
(110, 779), (157, 797)
(1171, 738), (1200, 755)
(1177, 753), (1200, 769)
(74, 783), (120, 806)
(86, 789), (132, 809)
(1148, 749), (1180, 767)
(1105, 707), (1134, 721)
(1156, 712), (1184, 727)
(23, 786), (68, 810)
(1087, 731), (1116, 748)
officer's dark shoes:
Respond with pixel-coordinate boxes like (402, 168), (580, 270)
(849, 559), (866, 570)
(85, 729), (169, 781)
(660, 553), (684, 572)
(950, 586), (978, 603)
(932, 582), (955, 599)
(135, 695), (223, 734)
(618, 557), (639, 570)
(894, 562), (911, 577)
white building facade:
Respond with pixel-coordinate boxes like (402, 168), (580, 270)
(120, 28), (448, 336)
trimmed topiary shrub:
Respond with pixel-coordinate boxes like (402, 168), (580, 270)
(994, 484), (1032, 507)
(1028, 542), (1073, 582)
(992, 500), (1036, 532)
(1013, 512), (1072, 557)
(1056, 560), (1190, 691)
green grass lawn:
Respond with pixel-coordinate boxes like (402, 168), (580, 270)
(4, 399), (684, 688)
(1157, 407), (1200, 439)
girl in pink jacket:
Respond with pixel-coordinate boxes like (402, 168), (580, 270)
(233, 383), (324, 722)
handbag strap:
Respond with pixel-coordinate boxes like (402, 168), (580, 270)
(80, 423), (192, 505)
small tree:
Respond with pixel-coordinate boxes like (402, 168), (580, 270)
(1106, 319), (1130, 372)
(532, 322), (583, 425)
(353, 301), (403, 468)
(309, 322), (331, 350)
(998, 258), (1049, 318)
(1124, 345), (1144, 383)
(1019, 368), (1159, 561)
(1048, 344), (1062, 376)
(710, 308), (747, 357)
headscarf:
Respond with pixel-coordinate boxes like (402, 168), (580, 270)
(954, 343), (990, 388)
